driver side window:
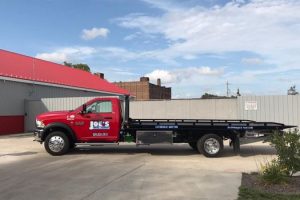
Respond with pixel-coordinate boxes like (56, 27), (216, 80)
(86, 101), (112, 113)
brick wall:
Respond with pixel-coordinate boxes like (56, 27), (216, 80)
(114, 77), (171, 100)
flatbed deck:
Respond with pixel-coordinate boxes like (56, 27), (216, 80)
(126, 119), (294, 131)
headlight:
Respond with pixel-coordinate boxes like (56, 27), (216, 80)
(36, 120), (45, 128)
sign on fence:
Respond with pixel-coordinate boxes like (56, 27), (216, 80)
(245, 101), (258, 111)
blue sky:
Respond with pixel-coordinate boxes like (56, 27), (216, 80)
(1, 0), (300, 98)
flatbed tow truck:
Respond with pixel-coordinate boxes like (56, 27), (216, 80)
(34, 96), (295, 157)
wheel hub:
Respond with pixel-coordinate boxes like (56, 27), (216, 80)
(48, 136), (65, 152)
(204, 138), (220, 154)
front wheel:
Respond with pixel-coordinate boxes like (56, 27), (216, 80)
(44, 131), (70, 156)
(197, 134), (223, 157)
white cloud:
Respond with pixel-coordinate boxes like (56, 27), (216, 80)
(117, 0), (300, 70)
(124, 34), (137, 41)
(141, 0), (183, 11)
(145, 66), (224, 84)
(97, 47), (141, 61)
(36, 52), (68, 64)
(241, 57), (263, 65)
(35, 45), (144, 65)
(35, 0), (300, 97)
(81, 27), (110, 40)
(36, 47), (96, 63)
(107, 67), (139, 76)
(123, 32), (143, 41)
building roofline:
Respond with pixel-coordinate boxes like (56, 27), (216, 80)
(0, 49), (130, 96)
(0, 49), (69, 68)
(0, 76), (126, 96)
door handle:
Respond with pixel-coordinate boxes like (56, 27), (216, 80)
(104, 117), (112, 120)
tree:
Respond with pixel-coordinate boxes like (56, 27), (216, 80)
(63, 61), (91, 72)
(72, 63), (90, 72)
(201, 93), (221, 99)
(288, 85), (298, 95)
(270, 130), (300, 176)
(201, 93), (236, 99)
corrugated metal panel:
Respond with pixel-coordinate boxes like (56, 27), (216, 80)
(41, 96), (123, 111)
(237, 95), (300, 127)
(2, 77), (300, 132)
(0, 80), (120, 115)
(0, 80), (29, 115)
(130, 99), (238, 119)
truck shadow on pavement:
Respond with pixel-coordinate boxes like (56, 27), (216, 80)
(67, 144), (276, 158)
(0, 152), (38, 157)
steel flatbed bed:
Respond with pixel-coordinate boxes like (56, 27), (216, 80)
(126, 119), (293, 131)
(124, 119), (295, 157)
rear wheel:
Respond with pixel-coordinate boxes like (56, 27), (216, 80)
(197, 134), (223, 157)
(44, 131), (70, 156)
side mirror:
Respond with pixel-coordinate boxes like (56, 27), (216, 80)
(82, 104), (87, 114)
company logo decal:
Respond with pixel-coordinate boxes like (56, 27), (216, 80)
(227, 126), (253, 130)
(67, 115), (75, 120)
(93, 133), (108, 137)
(89, 121), (110, 130)
(75, 121), (85, 126)
(155, 125), (178, 129)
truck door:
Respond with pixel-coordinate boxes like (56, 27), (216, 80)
(74, 100), (119, 142)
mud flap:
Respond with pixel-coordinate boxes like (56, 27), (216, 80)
(232, 134), (240, 155)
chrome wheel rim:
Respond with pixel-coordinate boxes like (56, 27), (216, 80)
(204, 138), (220, 154)
(48, 136), (65, 152)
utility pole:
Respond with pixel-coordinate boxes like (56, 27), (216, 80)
(226, 81), (230, 97)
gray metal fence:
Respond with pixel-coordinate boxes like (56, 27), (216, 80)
(237, 95), (300, 127)
(129, 99), (237, 119)
(25, 95), (300, 131)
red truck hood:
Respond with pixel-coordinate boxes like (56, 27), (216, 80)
(36, 111), (70, 120)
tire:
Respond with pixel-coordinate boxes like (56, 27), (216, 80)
(197, 134), (223, 158)
(69, 142), (76, 149)
(44, 131), (70, 156)
(188, 142), (198, 151)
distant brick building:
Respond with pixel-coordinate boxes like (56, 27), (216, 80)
(114, 77), (171, 100)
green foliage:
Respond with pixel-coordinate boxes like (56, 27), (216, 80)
(240, 131), (300, 199)
(259, 159), (288, 184)
(200, 93), (236, 99)
(73, 63), (90, 72)
(270, 130), (300, 176)
(63, 61), (91, 72)
(63, 61), (73, 67)
(238, 187), (300, 200)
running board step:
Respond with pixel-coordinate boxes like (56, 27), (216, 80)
(75, 143), (119, 146)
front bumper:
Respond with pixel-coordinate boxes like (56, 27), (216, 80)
(33, 129), (44, 143)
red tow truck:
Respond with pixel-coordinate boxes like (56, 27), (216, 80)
(34, 96), (295, 157)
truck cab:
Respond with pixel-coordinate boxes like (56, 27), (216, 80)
(34, 97), (123, 155)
